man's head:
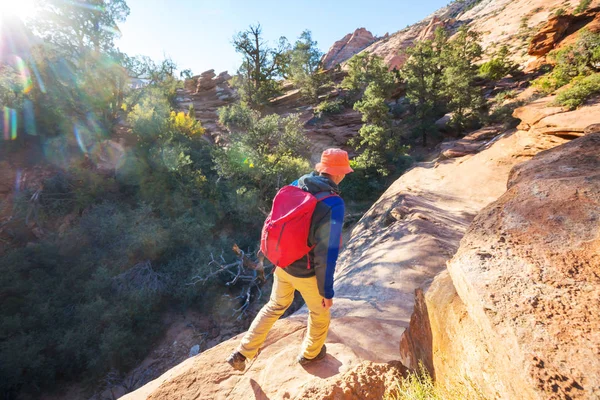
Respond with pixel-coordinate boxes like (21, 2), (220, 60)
(315, 148), (353, 185)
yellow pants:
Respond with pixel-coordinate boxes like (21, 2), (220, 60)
(238, 267), (330, 360)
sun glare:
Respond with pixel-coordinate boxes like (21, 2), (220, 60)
(0, 0), (38, 22)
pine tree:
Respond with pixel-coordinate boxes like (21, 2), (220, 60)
(288, 30), (329, 103)
(441, 27), (485, 133)
(402, 27), (447, 146)
(232, 24), (290, 107)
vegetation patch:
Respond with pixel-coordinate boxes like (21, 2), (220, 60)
(555, 73), (600, 109)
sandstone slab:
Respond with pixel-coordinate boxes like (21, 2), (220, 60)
(512, 96), (566, 127)
(447, 133), (600, 399)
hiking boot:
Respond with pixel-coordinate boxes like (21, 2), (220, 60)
(297, 344), (327, 366)
(226, 351), (246, 371)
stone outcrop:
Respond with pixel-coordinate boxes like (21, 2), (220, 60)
(439, 125), (503, 159)
(529, 8), (600, 57)
(448, 133), (600, 399)
(321, 28), (377, 69)
(528, 15), (572, 56)
(400, 104), (600, 399)
(347, 0), (598, 72)
(514, 97), (600, 138)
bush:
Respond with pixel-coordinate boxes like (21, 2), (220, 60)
(479, 46), (519, 80)
(384, 363), (488, 400)
(575, 0), (591, 14)
(556, 73), (600, 109)
(533, 29), (600, 93)
(313, 99), (344, 118)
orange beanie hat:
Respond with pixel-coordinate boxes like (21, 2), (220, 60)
(315, 148), (354, 175)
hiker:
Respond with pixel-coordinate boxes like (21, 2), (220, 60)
(226, 148), (353, 371)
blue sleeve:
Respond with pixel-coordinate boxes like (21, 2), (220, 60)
(313, 196), (345, 299)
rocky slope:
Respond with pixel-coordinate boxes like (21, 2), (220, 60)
(400, 130), (600, 399)
(320, 0), (600, 71)
(123, 91), (600, 400)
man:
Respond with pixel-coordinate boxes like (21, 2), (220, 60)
(226, 148), (353, 371)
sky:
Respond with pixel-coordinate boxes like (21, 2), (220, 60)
(115, 0), (451, 76)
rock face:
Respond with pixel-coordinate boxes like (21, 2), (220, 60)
(514, 97), (600, 138)
(321, 28), (377, 69)
(400, 132), (600, 399)
(529, 8), (600, 57)
(528, 15), (572, 56)
(451, 133), (600, 399)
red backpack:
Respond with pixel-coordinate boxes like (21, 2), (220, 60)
(260, 185), (337, 268)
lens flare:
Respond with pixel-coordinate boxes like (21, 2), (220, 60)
(3, 107), (8, 140)
(68, 1), (105, 12)
(15, 56), (32, 93)
(23, 99), (36, 135)
(10, 108), (17, 140)
(30, 61), (46, 93)
(74, 123), (87, 153)
(15, 169), (22, 194)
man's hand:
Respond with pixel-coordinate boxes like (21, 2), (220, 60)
(322, 298), (333, 310)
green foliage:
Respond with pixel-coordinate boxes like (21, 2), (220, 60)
(554, 8), (566, 16)
(232, 24), (289, 107)
(534, 29), (600, 93)
(288, 30), (330, 103)
(33, 0), (130, 56)
(124, 56), (182, 107)
(180, 68), (193, 80)
(556, 73), (600, 109)
(216, 103), (311, 209)
(441, 27), (485, 133)
(479, 45), (519, 80)
(384, 363), (488, 400)
(341, 53), (395, 96)
(402, 27), (448, 145)
(352, 83), (408, 176)
(313, 99), (344, 118)
(575, 0), (592, 14)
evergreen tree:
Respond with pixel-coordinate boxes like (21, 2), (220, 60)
(341, 53), (395, 96)
(441, 27), (485, 133)
(288, 30), (329, 103)
(402, 28), (447, 146)
(232, 24), (290, 107)
(352, 83), (407, 175)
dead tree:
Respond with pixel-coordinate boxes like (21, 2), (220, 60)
(189, 244), (271, 319)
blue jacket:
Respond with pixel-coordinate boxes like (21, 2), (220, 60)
(284, 172), (345, 299)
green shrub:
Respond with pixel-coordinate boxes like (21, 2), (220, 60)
(479, 45), (519, 80)
(533, 29), (600, 93)
(384, 363), (488, 400)
(313, 99), (344, 118)
(575, 0), (591, 13)
(556, 73), (600, 109)
(487, 100), (525, 129)
(494, 90), (517, 103)
(554, 8), (566, 16)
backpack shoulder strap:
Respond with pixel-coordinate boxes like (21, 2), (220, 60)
(314, 191), (338, 202)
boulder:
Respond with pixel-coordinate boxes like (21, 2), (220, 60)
(269, 89), (303, 107)
(434, 113), (452, 131)
(439, 126), (503, 159)
(214, 71), (231, 84)
(533, 101), (600, 136)
(446, 133), (600, 399)
(512, 96), (567, 128)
